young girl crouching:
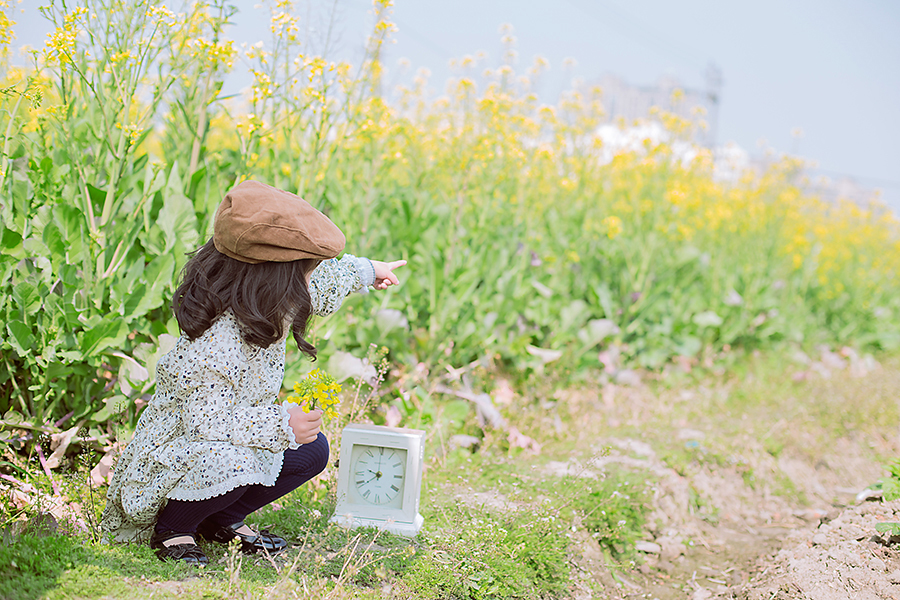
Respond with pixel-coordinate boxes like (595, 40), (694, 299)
(100, 181), (405, 564)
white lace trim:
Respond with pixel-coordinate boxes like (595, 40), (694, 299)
(165, 450), (286, 502)
(280, 402), (302, 450)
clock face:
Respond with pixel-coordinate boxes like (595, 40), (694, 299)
(351, 445), (407, 507)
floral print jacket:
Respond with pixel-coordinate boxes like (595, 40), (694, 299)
(100, 255), (375, 543)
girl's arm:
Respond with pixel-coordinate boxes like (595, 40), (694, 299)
(309, 255), (406, 316)
(309, 254), (372, 317)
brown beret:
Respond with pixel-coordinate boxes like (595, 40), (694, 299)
(213, 180), (346, 264)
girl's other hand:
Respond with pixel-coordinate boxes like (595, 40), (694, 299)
(371, 259), (407, 290)
(287, 406), (323, 444)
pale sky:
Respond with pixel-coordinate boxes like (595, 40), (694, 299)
(12, 0), (900, 209)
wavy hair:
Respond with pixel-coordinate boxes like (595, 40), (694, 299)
(172, 238), (319, 359)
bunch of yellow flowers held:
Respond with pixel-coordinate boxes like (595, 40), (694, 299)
(285, 369), (341, 419)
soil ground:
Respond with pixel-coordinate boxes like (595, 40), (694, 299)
(516, 350), (900, 599)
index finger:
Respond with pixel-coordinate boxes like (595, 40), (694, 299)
(387, 260), (407, 270)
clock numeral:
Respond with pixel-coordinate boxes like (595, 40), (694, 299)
(394, 474), (403, 479)
(391, 485), (400, 492)
(356, 481), (365, 486)
(363, 490), (371, 499)
(392, 462), (401, 468)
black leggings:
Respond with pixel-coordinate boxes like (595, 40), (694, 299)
(155, 433), (329, 534)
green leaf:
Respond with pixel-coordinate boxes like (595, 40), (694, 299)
(114, 352), (149, 396)
(13, 282), (42, 317)
(530, 280), (553, 299)
(673, 335), (703, 357)
(875, 522), (900, 535)
(86, 183), (105, 208)
(674, 245), (702, 266)
(80, 315), (129, 357)
(3, 410), (24, 424)
(52, 204), (87, 261)
(883, 477), (900, 502)
(577, 319), (621, 348)
(93, 394), (127, 423)
(125, 253), (174, 320)
(593, 283), (615, 320)
(132, 333), (176, 385)
(692, 311), (723, 328)
(158, 162), (199, 253)
(120, 282), (146, 320)
(0, 225), (23, 256)
(59, 263), (80, 288)
(560, 300), (589, 333)
(6, 320), (35, 355)
(22, 236), (50, 258)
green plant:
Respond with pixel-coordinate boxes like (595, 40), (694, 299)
(0, 532), (189, 600)
(875, 522), (900, 536)
(3, 0), (900, 442)
(571, 469), (651, 559)
(403, 503), (570, 600)
(0, 0), (231, 433)
(879, 459), (900, 501)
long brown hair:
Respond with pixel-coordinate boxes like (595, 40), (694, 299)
(172, 238), (319, 358)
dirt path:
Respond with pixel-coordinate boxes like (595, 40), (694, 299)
(559, 434), (900, 600)
(518, 352), (900, 599)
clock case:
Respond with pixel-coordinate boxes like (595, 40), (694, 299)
(330, 424), (425, 537)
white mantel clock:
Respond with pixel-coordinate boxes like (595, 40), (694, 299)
(330, 424), (425, 537)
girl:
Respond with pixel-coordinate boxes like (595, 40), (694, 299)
(100, 180), (405, 565)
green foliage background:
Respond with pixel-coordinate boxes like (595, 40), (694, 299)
(1, 0), (899, 437)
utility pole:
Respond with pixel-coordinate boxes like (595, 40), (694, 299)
(704, 63), (723, 148)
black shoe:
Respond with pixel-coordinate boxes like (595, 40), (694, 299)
(197, 519), (288, 555)
(150, 530), (209, 566)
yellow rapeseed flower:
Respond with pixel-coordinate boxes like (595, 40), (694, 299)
(45, 7), (87, 65)
(602, 215), (623, 239)
(286, 368), (342, 420)
(0, 0), (15, 63)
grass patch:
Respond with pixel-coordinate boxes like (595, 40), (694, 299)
(0, 533), (190, 600)
(402, 502), (570, 600)
(569, 467), (651, 560)
(0, 428), (658, 599)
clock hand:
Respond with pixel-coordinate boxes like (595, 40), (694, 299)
(366, 469), (386, 481)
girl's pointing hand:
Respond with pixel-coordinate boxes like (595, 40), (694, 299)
(371, 259), (407, 290)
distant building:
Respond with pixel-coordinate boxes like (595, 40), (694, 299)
(588, 68), (890, 211)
